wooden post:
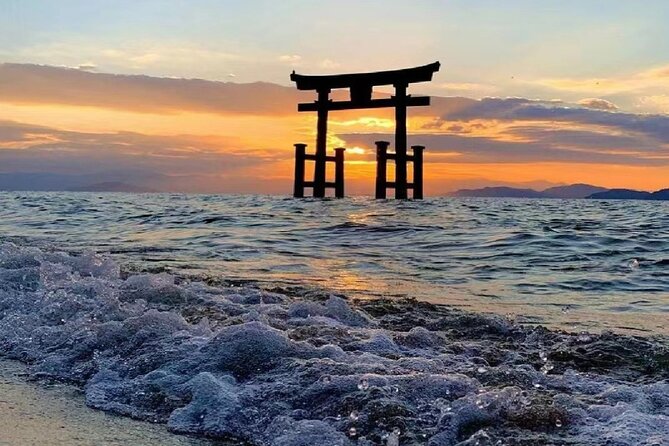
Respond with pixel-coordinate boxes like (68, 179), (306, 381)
(394, 82), (408, 199)
(334, 147), (345, 198)
(375, 141), (389, 199)
(313, 88), (330, 198)
(293, 143), (306, 197)
(411, 145), (424, 199)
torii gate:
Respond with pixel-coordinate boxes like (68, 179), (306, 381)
(290, 61), (440, 199)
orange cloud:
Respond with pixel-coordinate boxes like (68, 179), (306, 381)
(0, 63), (307, 115)
(532, 64), (669, 99)
(4, 65), (669, 194)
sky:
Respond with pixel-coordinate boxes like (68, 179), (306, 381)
(2, 0), (669, 194)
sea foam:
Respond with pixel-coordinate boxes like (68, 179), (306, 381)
(0, 241), (667, 445)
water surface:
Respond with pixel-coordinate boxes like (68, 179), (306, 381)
(1, 192), (667, 334)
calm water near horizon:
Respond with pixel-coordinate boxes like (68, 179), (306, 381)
(1, 192), (668, 335)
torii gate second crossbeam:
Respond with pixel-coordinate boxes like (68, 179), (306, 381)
(290, 61), (440, 199)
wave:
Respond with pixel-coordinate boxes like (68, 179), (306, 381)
(0, 241), (667, 445)
(3, 194), (669, 334)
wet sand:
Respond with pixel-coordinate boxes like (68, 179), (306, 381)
(0, 360), (217, 446)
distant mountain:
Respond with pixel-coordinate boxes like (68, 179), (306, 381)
(68, 182), (156, 193)
(451, 186), (546, 198)
(588, 188), (669, 200)
(588, 189), (651, 200)
(0, 171), (168, 192)
(452, 184), (669, 200)
(450, 183), (607, 199)
(542, 183), (608, 199)
(651, 188), (669, 199)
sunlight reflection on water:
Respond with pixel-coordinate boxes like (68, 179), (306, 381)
(1, 192), (668, 334)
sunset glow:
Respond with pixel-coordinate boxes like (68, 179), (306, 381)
(2, 1), (669, 194)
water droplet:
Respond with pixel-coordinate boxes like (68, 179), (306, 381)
(386, 427), (401, 446)
(520, 391), (532, 406)
(357, 378), (369, 391)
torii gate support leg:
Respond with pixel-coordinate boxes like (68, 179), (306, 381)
(394, 83), (408, 199)
(375, 140), (389, 199)
(334, 147), (345, 198)
(313, 88), (330, 198)
(412, 145), (424, 199)
(293, 143), (306, 198)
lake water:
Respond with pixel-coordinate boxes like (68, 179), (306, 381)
(1, 192), (667, 334)
(1, 191), (668, 445)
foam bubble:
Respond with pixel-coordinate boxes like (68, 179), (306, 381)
(0, 241), (667, 445)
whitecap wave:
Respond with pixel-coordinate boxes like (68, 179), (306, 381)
(0, 241), (667, 445)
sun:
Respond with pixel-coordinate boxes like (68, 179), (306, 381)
(347, 146), (366, 155)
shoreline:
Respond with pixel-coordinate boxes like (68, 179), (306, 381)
(0, 240), (667, 445)
(0, 360), (220, 446)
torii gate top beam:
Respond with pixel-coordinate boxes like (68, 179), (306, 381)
(291, 62), (440, 112)
(290, 61), (440, 91)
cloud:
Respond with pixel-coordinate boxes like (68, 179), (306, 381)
(279, 55), (302, 64)
(338, 96), (669, 167)
(6, 41), (243, 73)
(577, 98), (618, 111)
(436, 82), (499, 96)
(0, 63), (307, 116)
(75, 63), (98, 71)
(319, 59), (341, 70)
(0, 120), (288, 184)
(6, 64), (669, 185)
(532, 64), (669, 95)
(340, 131), (669, 166)
(429, 97), (669, 144)
(638, 95), (669, 113)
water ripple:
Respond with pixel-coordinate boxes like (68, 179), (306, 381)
(1, 192), (668, 333)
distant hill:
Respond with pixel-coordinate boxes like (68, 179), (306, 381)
(588, 189), (651, 200)
(451, 186), (546, 198)
(68, 182), (156, 193)
(0, 171), (167, 192)
(651, 188), (669, 199)
(542, 183), (608, 199)
(450, 183), (607, 199)
(588, 188), (669, 200)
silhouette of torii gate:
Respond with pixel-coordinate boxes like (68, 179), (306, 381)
(290, 61), (440, 199)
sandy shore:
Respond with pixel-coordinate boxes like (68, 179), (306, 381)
(0, 360), (218, 446)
